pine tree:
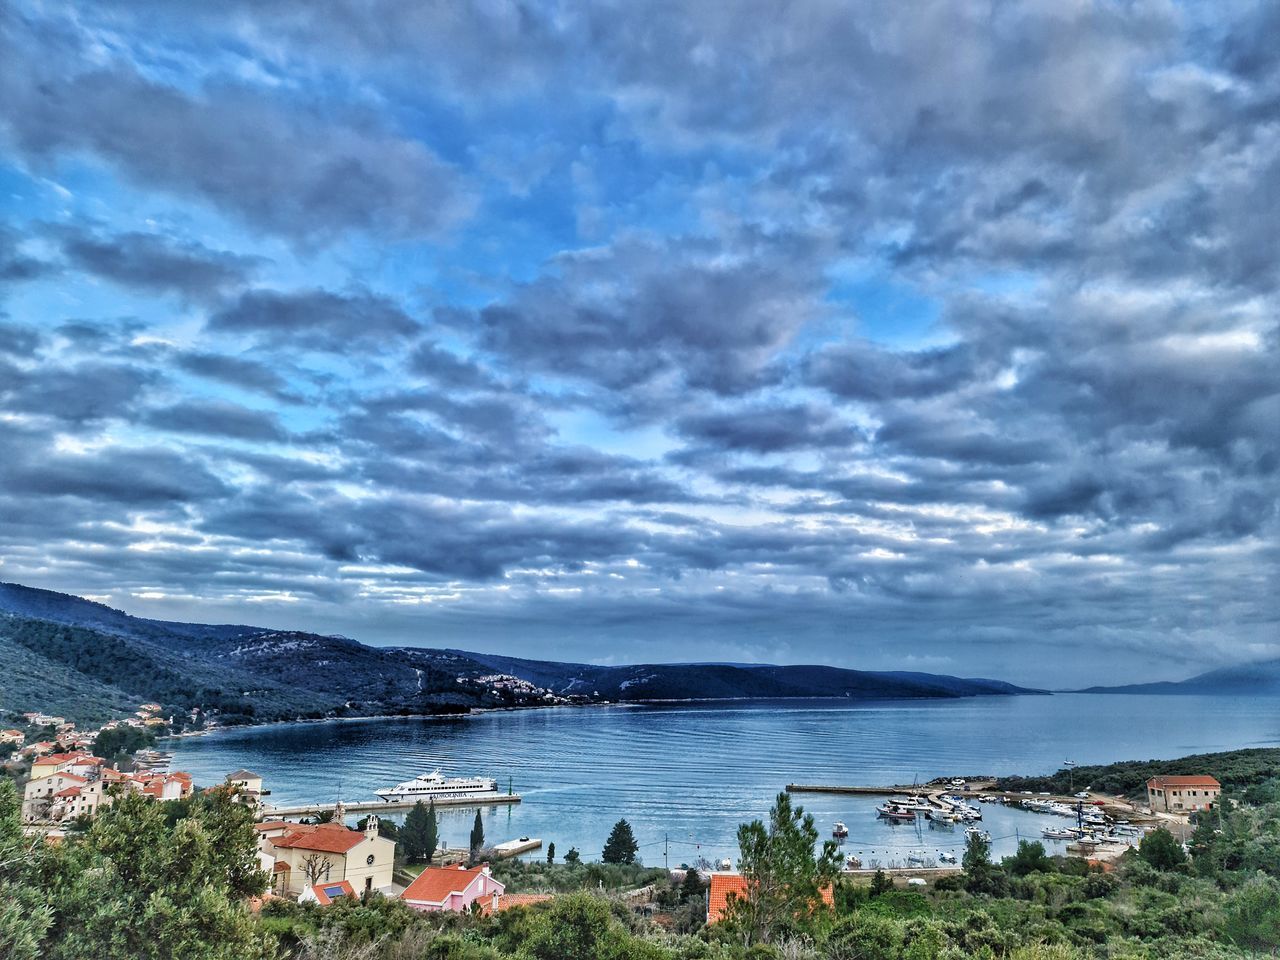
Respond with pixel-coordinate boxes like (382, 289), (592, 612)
(546, 841), (556, 864)
(469, 810), (485, 859)
(564, 847), (581, 864)
(724, 792), (841, 945)
(680, 867), (704, 902)
(424, 799), (438, 865)
(602, 818), (639, 864)
(401, 800), (430, 862)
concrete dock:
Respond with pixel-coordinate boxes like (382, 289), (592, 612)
(264, 793), (521, 817)
(493, 837), (542, 858)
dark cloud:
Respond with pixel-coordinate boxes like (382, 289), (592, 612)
(0, 10), (471, 244)
(146, 401), (288, 442)
(675, 402), (861, 454)
(55, 226), (263, 301)
(1, 361), (156, 424)
(460, 232), (826, 398)
(207, 288), (420, 349)
(176, 351), (297, 401)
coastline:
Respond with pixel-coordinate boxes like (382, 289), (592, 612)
(158, 689), (1043, 742)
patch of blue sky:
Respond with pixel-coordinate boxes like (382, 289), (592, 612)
(546, 407), (678, 461)
(817, 261), (945, 349)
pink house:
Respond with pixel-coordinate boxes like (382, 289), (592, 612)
(400, 864), (505, 913)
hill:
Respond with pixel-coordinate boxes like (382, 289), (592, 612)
(0, 581), (1041, 726)
(1078, 659), (1280, 696)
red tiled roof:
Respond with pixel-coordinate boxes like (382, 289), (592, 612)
(401, 865), (498, 905)
(32, 772), (86, 785)
(310, 880), (356, 905)
(52, 787), (82, 799)
(495, 893), (553, 912)
(706, 873), (834, 924)
(1147, 776), (1220, 788)
(272, 822), (368, 855)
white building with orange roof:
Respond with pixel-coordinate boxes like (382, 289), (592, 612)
(261, 819), (396, 898)
(1, 729), (24, 745)
(22, 772), (88, 821)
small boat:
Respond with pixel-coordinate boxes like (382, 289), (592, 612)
(907, 852), (927, 866)
(926, 808), (958, 826)
(964, 827), (992, 843)
(1064, 760), (1077, 767)
(939, 851), (957, 864)
(877, 802), (916, 822)
(833, 821), (849, 839)
(1042, 828), (1075, 840)
(844, 854), (862, 871)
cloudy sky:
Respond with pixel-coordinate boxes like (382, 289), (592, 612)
(0, 1), (1276, 686)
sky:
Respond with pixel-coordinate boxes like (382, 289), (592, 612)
(0, 1), (1276, 687)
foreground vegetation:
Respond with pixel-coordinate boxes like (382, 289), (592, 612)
(4, 754), (1280, 959)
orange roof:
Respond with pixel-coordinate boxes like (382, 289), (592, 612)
(310, 880), (356, 905)
(33, 772), (86, 785)
(271, 822), (368, 855)
(706, 873), (834, 924)
(52, 787), (82, 799)
(495, 893), (553, 912)
(1147, 776), (1220, 788)
(401, 865), (498, 905)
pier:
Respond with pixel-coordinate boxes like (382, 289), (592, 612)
(263, 793), (521, 818)
(492, 837), (542, 858)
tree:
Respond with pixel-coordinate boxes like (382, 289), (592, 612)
(1139, 827), (1187, 871)
(0, 780), (52, 960)
(38, 790), (274, 959)
(870, 868), (893, 896)
(602, 818), (639, 864)
(356, 815), (397, 840)
(963, 830), (1006, 896)
(723, 791), (841, 945)
(680, 867), (705, 902)
(300, 852), (334, 885)
(469, 810), (485, 861)
(524, 893), (616, 960)
(1224, 875), (1280, 951)
(564, 847), (581, 864)
(424, 799), (438, 865)
(546, 841), (556, 864)
(1004, 839), (1052, 876)
(400, 800), (436, 863)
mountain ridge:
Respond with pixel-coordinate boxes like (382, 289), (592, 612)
(1077, 658), (1280, 696)
(1, 580), (1042, 726)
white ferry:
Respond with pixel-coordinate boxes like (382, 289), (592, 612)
(376, 769), (502, 803)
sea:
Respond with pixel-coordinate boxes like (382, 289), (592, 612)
(168, 694), (1279, 869)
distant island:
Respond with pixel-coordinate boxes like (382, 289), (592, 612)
(0, 581), (1039, 728)
(1076, 659), (1280, 697)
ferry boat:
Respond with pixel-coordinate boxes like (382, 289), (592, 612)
(375, 769), (502, 802)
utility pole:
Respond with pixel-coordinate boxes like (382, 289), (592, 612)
(664, 833), (669, 870)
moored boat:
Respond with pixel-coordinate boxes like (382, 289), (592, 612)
(877, 802), (916, 822)
(376, 768), (502, 802)
(833, 821), (849, 839)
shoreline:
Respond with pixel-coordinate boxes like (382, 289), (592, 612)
(158, 689), (1043, 742)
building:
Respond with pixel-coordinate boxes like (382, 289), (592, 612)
(261, 820), (396, 898)
(22, 772), (88, 821)
(300, 880), (357, 906)
(400, 864), (505, 913)
(0, 729), (24, 745)
(227, 769), (268, 804)
(1147, 775), (1220, 812)
(705, 873), (834, 924)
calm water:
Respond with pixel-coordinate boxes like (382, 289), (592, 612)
(170, 695), (1279, 869)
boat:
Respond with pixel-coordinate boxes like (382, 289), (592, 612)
(375, 769), (502, 802)
(964, 827), (992, 843)
(844, 854), (862, 871)
(939, 851), (957, 864)
(907, 852), (927, 866)
(876, 802), (916, 822)
(926, 808), (959, 826)
(1042, 827), (1076, 840)
(833, 821), (849, 839)
(893, 794), (932, 811)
